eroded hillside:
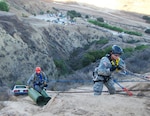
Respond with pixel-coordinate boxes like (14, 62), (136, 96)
(0, 11), (113, 87)
(0, 0), (150, 88)
(0, 1), (150, 116)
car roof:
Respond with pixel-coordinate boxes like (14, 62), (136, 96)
(14, 85), (27, 88)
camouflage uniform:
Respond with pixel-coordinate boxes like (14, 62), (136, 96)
(93, 54), (125, 95)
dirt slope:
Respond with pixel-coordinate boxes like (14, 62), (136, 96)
(0, 82), (150, 116)
(52, 0), (150, 15)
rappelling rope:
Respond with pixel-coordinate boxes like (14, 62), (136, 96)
(47, 89), (150, 93)
(49, 79), (150, 83)
(47, 89), (150, 98)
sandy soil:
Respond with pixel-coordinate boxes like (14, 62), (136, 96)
(0, 81), (150, 116)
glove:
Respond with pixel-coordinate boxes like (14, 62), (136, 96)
(117, 66), (122, 70)
(110, 66), (117, 71)
(44, 84), (48, 87)
(44, 82), (48, 87)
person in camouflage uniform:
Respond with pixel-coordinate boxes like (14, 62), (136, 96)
(93, 45), (126, 95)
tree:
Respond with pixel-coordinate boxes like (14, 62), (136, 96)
(67, 10), (81, 19)
(0, 1), (9, 12)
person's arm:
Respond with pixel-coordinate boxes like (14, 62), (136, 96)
(42, 72), (48, 84)
(118, 58), (126, 71)
(27, 73), (35, 87)
(97, 57), (111, 76)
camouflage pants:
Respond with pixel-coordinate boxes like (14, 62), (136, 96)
(93, 78), (116, 95)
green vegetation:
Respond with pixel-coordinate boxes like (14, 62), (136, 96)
(40, 11), (44, 15)
(123, 45), (150, 53)
(46, 10), (50, 14)
(126, 48), (150, 73)
(22, 13), (28, 17)
(69, 39), (110, 70)
(67, 10), (81, 19)
(97, 17), (104, 22)
(135, 45), (149, 50)
(54, 59), (68, 75)
(85, 15), (89, 18)
(0, 0), (9, 12)
(88, 20), (142, 36)
(142, 15), (150, 20)
(82, 45), (150, 67)
(142, 15), (150, 24)
(122, 45), (150, 59)
(81, 46), (111, 67)
(52, 7), (59, 11)
(125, 40), (140, 44)
(145, 29), (150, 34)
(82, 54), (95, 66)
(123, 47), (134, 53)
(95, 37), (109, 44)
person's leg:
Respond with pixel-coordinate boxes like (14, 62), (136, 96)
(93, 81), (103, 95)
(105, 79), (116, 94)
(34, 85), (42, 93)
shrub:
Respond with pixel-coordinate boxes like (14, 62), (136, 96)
(122, 48), (134, 58)
(81, 46), (111, 67)
(40, 11), (44, 15)
(67, 10), (81, 19)
(146, 20), (150, 23)
(47, 10), (50, 14)
(142, 15), (150, 24)
(88, 50), (104, 61)
(0, 1), (9, 12)
(123, 47), (134, 53)
(126, 48), (150, 73)
(85, 15), (89, 18)
(126, 40), (140, 43)
(96, 37), (109, 44)
(145, 29), (150, 34)
(52, 7), (59, 11)
(142, 15), (150, 20)
(82, 54), (95, 67)
(88, 20), (142, 36)
(22, 13), (28, 17)
(97, 17), (104, 22)
(54, 59), (68, 75)
(124, 30), (142, 36)
(135, 45), (149, 50)
(33, 13), (36, 16)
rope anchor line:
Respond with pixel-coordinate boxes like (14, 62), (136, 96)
(47, 89), (150, 98)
